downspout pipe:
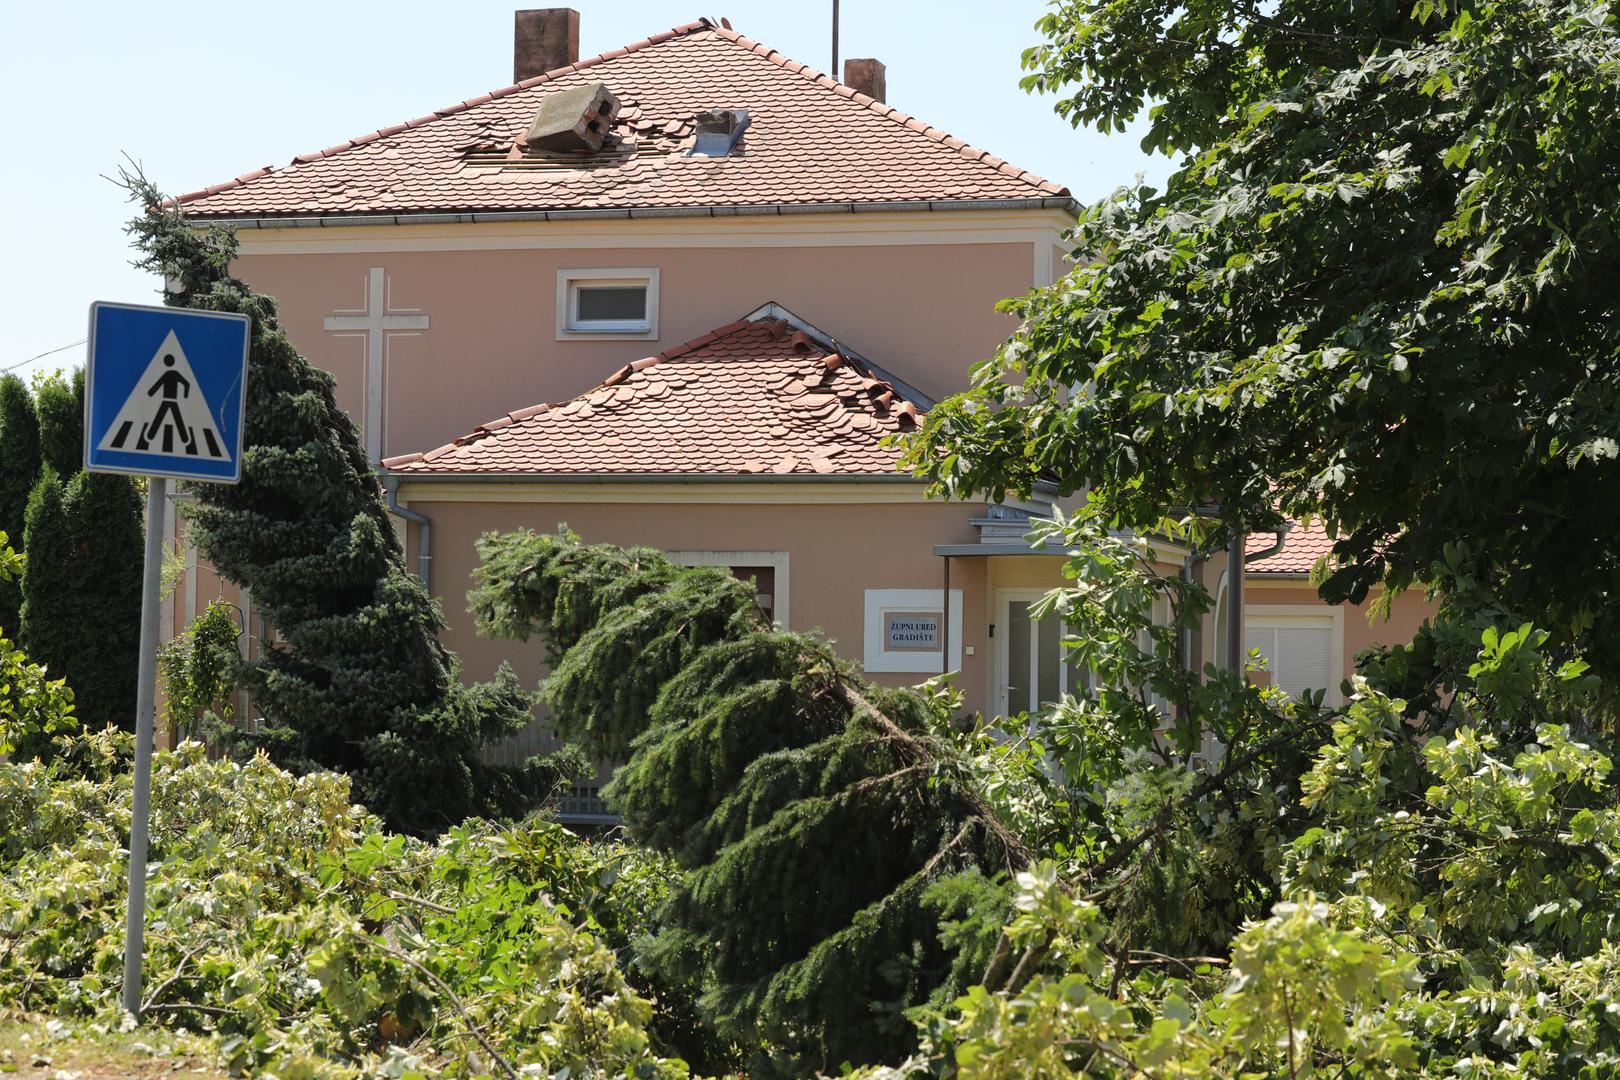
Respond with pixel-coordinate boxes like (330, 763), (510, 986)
(1226, 530), (1245, 678)
(1226, 520), (1293, 675)
(382, 474), (432, 589)
(1167, 505), (1226, 673)
(1243, 521), (1292, 567)
(1165, 508), (1291, 676)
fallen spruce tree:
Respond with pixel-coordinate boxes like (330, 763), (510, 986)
(469, 529), (1038, 1074)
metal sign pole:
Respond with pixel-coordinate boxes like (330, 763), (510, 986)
(87, 299), (249, 1020)
(121, 475), (168, 1017)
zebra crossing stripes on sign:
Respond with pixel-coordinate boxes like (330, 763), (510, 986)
(98, 331), (228, 459)
(85, 301), (250, 484)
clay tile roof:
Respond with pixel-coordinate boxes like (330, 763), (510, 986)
(173, 20), (1069, 219)
(381, 308), (926, 477)
(1247, 518), (1335, 575)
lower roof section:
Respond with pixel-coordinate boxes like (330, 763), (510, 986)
(382, 304), (928, 478)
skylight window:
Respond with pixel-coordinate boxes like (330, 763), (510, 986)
(556, 268), (660, 339)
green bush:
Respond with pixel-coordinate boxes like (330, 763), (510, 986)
(0, 731), (688, 1078)
(157, 599), (242, 745)
(0, 375), (39, 636)
(0, 531), (75, 760)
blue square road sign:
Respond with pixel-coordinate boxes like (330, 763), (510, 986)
(85, 301), (250, 484)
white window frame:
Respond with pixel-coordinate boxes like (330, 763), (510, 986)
(667, 550), (789, 628)
(1244, 605), (1345, 705)
(865, 588), (963, 674)
(993, 588), (1095, 718)
(1212, 569), (1231, 669)
(555, 267), (660, 339)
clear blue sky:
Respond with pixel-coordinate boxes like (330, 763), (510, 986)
(0, 1), (1170, 378)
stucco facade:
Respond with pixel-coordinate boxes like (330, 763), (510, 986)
(165, 213), (1073, 739)
(229, 214), (1057, 461)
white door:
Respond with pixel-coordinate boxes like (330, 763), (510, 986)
(995, 589), (1087, 718)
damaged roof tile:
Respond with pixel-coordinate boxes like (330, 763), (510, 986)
(381, 310), (925, 477)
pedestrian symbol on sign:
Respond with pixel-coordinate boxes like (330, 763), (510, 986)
(97, 330), (227, 459)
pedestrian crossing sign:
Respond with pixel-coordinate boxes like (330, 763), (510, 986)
(85, 301), (250, 483)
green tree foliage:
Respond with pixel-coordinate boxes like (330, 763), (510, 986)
(0, 729), (686, 1078)
(907, 0), (1620, 693)
(730, 490), (1602, 1077)
(34, 368), (85, 478)
(157, 598), (242, 744)
(118, 173), (584, 836)
(849, 1), (1620, 1072)
(468, 530), (1034, 1074)
(0, 531), (76, 759)
(0, 374), (40, 635)
(17, 470), (71, 668)
(20, 470), (143, 733)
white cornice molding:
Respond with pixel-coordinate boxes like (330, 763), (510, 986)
(393, 477), (936, 505)
(232, 208), (1075, 256)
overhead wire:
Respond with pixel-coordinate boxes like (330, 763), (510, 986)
(3, 338), (87, 375)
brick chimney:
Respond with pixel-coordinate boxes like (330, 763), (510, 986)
(514, 8), (580, 83)
(843, 58), (886, 102)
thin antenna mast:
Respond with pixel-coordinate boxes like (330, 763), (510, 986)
(832, 0), (840, 77)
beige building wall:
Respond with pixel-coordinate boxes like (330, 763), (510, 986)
(177, 213), (1442, 757)
(232, 227), (1044, 462)
(396, 485), (1005, 709)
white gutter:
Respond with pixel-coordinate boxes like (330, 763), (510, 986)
(382, 473), (433, 587)
(189, 196), (1081, 231)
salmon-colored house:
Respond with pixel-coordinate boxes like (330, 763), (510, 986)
(168, 11), (1429, 813)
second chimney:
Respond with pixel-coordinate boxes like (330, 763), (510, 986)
(843, 58), (886, 103)
(515, 8), (580, 83)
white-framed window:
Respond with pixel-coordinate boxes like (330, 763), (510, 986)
(667, 550), (789, 627)
(1244, 607), (1344, 705)
(865, 588), (963, 674)
(555, 267), (659, 339)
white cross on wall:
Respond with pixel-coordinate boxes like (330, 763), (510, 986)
(324, 266), (430, 461)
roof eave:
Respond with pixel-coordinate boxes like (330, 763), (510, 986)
(183, 197), (1081, 230)
(383, 470), (925, 484)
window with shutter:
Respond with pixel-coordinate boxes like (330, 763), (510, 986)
(1243, 613), (1341, 703)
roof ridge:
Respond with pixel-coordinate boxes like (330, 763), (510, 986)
(172, 19), (717, 208)
(705, 25), (1069, 198)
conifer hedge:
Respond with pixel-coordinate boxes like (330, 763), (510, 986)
(21, 469), (142, 732)
(34, 368), (85, 477)
(0, 374), (40, 634)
